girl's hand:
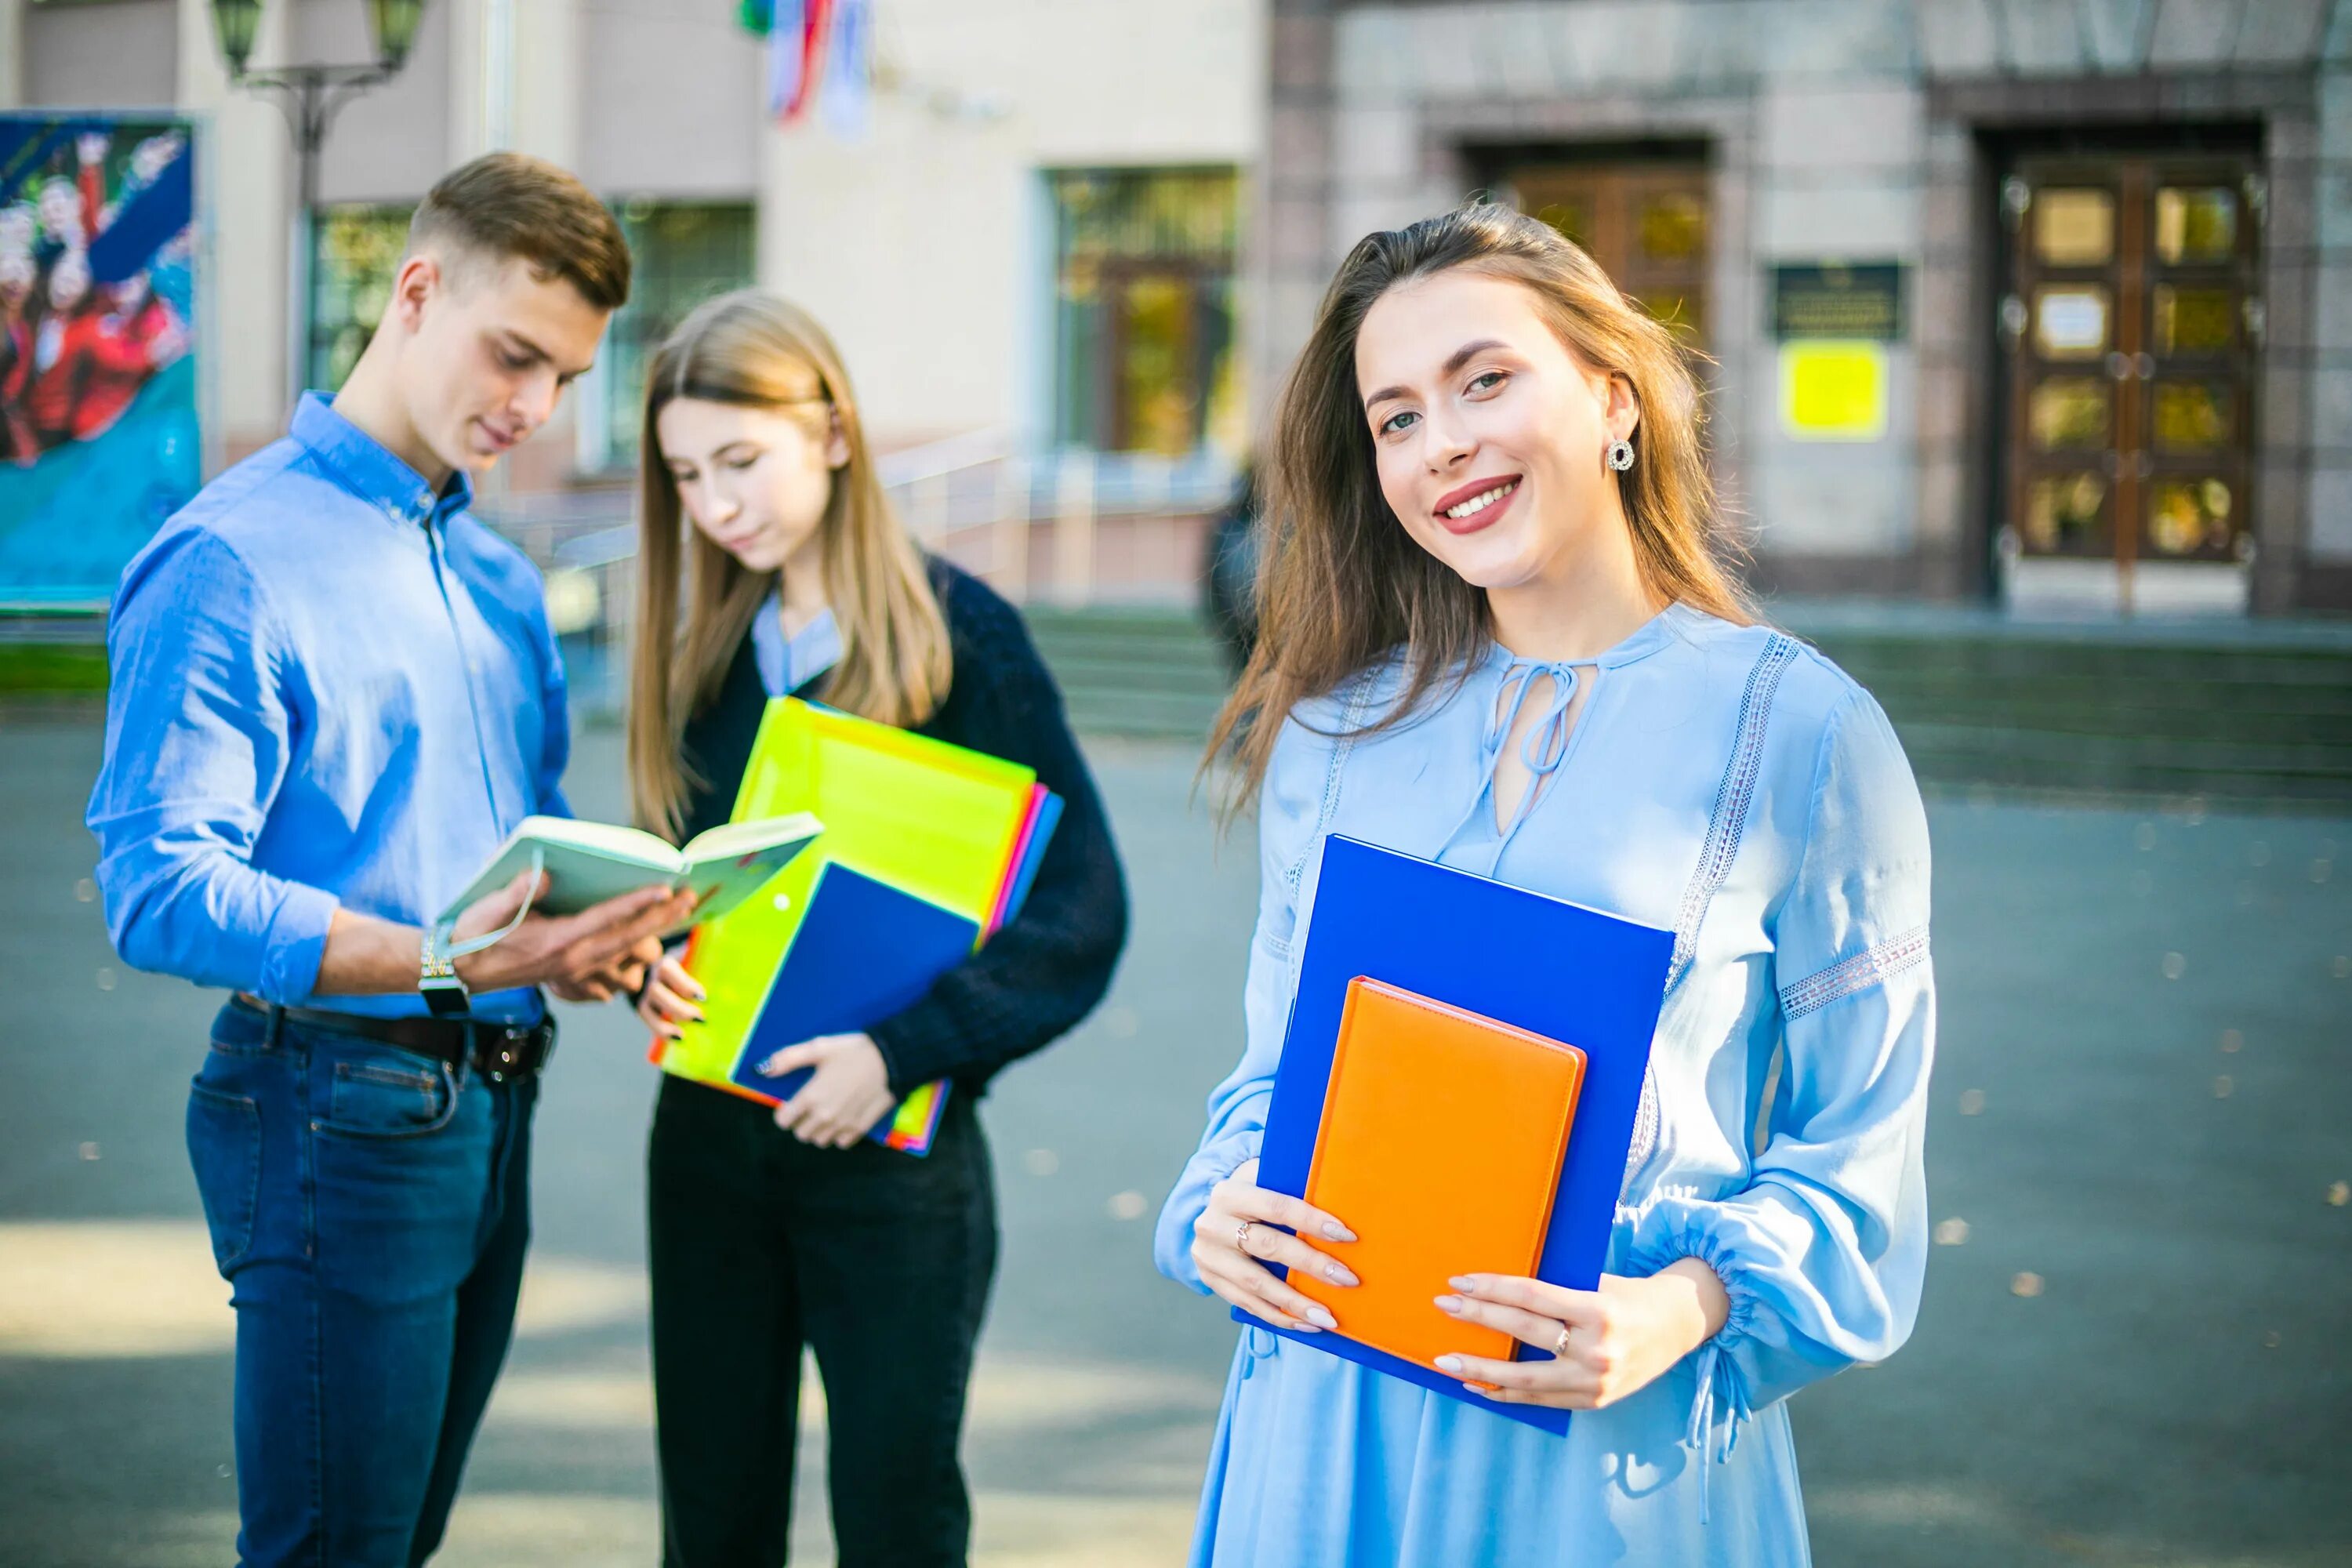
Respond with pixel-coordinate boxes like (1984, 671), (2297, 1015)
(1430, 1259), (1730, 1410)
(760, 1032), (896, 1149)
(1190, 1157), (1359, 1334)
(637, 954), (705, 1040)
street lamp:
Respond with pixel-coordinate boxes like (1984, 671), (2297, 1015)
(209, 0), (430, 403)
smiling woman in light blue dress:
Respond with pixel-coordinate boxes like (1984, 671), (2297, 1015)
(1153, 205), (1935, 1566)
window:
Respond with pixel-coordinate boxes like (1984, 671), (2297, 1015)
(1048, 169), (1242, 456)
(595, 201), (756, 469)
(309, 205), (413, 393)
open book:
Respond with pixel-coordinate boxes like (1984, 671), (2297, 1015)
(437, 813), (825, 934)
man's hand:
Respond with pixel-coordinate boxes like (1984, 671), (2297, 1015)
(452, 873), (695, 998)
(547, 934), (665, 1004)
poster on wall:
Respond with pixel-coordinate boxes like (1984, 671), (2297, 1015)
(0, 114), (199, 608)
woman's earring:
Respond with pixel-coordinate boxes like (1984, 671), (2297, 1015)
(1606, 437), (1636, 473)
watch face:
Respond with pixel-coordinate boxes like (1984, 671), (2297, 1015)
(421, 981), (470, 1018)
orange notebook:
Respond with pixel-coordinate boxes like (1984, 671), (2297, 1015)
(1290, 978), (1587, 1374)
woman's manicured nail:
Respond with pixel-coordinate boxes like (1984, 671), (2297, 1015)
(1306, 1306), (1338, 1330)
(1434, 1355), (1464, 1374)
(1325, 1263), (1359, 1287)
(1322, 1222), (1357, 1242)
(1434, 1294), (1463, 1312)
(1449, 1276), (1478, 1293)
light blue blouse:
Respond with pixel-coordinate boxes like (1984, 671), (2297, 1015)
(750, 590), (842, 696)
(1152, 605), (1936, 1566)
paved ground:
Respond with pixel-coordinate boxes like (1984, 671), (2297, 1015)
(2, 713), (2347, 1566)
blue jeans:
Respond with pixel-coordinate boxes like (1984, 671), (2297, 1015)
(186, 1000), (539, 1567)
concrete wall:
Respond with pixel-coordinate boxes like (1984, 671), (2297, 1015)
(20, 0), (179, 108)
(759, 0), (1266, 448)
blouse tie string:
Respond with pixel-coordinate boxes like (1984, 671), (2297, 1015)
(1682, 1338), (1749, 1525)
(1435, 658), (1582, 857)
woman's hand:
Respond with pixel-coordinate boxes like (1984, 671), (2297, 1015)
(1190, 1157), (1360, 1334)
(1430, 1258), (1730, 1410)
(759, 1032), (897, 1149)
(636, 954), (705, 1040)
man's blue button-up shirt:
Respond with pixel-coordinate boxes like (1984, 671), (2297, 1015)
(87, 393), (571, 1022)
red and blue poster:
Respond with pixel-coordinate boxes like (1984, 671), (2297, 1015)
(0, 115), (199, 606)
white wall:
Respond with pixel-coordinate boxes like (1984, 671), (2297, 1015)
(759, 0), (1266, 447)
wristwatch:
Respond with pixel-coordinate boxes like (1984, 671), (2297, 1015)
(419, 925), (472, 1018)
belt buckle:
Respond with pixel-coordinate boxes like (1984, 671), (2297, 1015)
(476, 1026), (528, 1083)
(474, 1022), (554, 1083)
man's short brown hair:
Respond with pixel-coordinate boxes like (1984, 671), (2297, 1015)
(407, 152), (631, 312)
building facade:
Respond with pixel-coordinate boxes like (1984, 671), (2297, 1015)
(8, 0), (2343, 615)
(1262, 0), (2352, 615)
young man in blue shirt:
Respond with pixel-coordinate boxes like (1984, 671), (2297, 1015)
(87, 153), (688, 1566)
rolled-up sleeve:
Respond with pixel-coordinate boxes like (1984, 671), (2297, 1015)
(86, 529), (339, 1001)
(1153, 710), (1333, 1294)
(1627, 687), (1936, 1448)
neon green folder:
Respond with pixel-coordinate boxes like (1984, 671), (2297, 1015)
(654, 699), (1038, 1107)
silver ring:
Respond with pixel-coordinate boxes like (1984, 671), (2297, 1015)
(1553, 1321), (1572, 1358)
(1235, 1220), (1256, 1254)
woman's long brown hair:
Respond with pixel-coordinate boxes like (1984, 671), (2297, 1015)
(628, 291), (953, 840)
(1206, 202), (1753, 819)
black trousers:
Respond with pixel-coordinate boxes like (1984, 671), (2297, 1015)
(648, 1075), (997, 1568)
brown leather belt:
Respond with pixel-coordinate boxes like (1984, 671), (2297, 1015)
(231, 994), (557, 1083)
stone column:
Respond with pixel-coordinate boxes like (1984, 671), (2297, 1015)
(176, 0), (293, 466)
(1252, 0), (1334, 444)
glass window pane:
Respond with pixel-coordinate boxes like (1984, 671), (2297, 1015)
(2024, 473), (2107, 554)
(1637, 191), (1705, 263)
(2033, 285), (2111, 360)
(2152, 285), (2236, 354)
(1050, 169), (1239, 453)
(1116, 274), (1199, 458)
(2151, 382), (2235, 452)
(2154, 187), (2238, 265)
(2028, 377), (2111, 450)
(2033, 189), (2114, 267)
(604, 204), (756, 467)
(310, 205), (413, 393)
(2147, 477), (2234, 556)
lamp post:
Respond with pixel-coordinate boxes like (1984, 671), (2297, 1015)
(209, 0), (426, 406)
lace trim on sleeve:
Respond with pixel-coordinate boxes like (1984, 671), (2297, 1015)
(1778, 926), (1931, 1021)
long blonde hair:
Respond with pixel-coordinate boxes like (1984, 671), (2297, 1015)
(628, 291), (953, 839)
(1208, 202), (1752, 817)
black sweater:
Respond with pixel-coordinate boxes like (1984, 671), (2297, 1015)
(677, 561), (1128, 1100)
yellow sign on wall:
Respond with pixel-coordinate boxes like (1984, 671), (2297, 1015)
(1780, 341), (1888, 441)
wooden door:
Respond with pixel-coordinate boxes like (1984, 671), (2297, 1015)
(1507, 161), (1711, 350)
(2002, 154), (2263, 588)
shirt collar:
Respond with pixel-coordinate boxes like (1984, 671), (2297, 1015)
(290, 391), (474, 528)
(751, 590), (843, 696)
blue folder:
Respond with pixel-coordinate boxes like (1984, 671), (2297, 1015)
(730, 863), (982, 1137)
(1235, 835), (1675, 1435)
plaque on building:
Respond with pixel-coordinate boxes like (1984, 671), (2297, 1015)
(1771, 263), (1905, 342)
